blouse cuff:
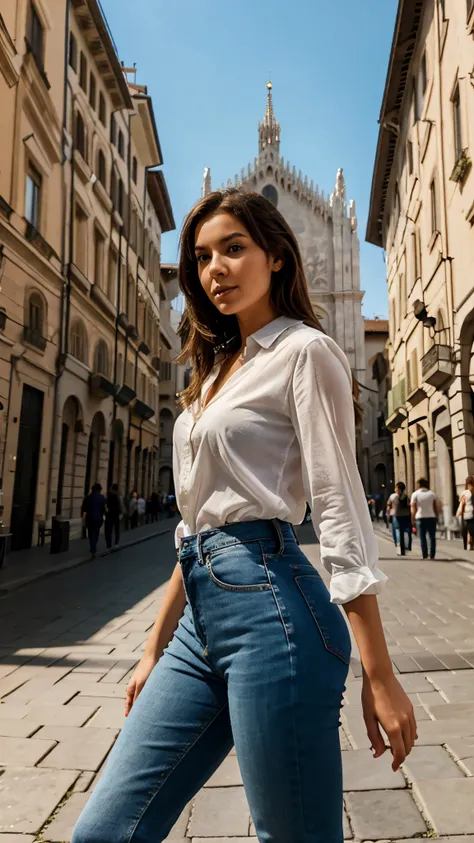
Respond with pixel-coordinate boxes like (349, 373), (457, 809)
(174, 519), (187, 550)
(329, 565), (387, 605)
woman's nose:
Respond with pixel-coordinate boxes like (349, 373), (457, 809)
(208, 252), (226, 276)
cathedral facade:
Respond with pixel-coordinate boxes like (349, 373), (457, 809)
(202, 83), (366, 385)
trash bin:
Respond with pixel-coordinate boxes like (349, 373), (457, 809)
(0, 532), (11, 568)
(50, 516), (70, 554)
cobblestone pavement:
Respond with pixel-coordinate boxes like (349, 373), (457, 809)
(1, 524), (474, 841)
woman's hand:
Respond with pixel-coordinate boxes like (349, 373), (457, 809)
(361, 671), (417, 771)
(125, 654), (157, 717)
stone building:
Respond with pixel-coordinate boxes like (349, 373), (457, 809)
(202, 82), (366, 385)
(360, 319), (394, 502)
(0, 0), (176, 549)
(367, 0), (474, 523)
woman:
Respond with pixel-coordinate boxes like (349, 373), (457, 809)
(460, 475), (474, 550)
(73, 189), (416, 843)
(391, 481), (411, 556)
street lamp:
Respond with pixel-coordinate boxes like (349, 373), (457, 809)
(413, 299), (437, 329)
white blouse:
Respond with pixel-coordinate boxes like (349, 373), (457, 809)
(172, 316), (386, 604)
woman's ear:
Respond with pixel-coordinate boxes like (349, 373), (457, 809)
(272, 257), (284, 272)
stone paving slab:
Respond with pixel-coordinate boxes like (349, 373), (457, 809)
(342, 749), (405, 790)
(0, 720), (41, 738)
(0, 736), (56, 766)
(165, 801), (193, 839)
(23, 704), (97, 727)
(413, 778), (474, 834)
(345, 790), (427, 840)
(88, 705), (126, 729)
(0, 704), (30, 720)
(0, 768), (79, 833)
(204, 755), (243, 788)
(42, 793), (89, 842)
(39, 726), (118, 771)
(401, 745), (465, 781)
(0, 836), (35, 842)
(429, 701), (474, 719)
(188, 787), (250, 838)
(414, 717), (474, 744)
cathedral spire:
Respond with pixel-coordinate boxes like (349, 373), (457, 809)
(201, 167), (211, 197)
(258, 81), (280, 156)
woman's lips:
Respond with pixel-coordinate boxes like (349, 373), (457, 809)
(214, 287), (237, 299)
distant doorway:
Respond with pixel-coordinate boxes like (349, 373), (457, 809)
(10, 385), (44, 550)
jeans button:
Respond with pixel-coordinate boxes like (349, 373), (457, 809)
(183, 541), (189, 549)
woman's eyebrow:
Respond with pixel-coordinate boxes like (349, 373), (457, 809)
(194, 232), (248, 253)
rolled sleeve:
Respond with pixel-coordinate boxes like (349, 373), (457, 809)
(289, 337), (387, 604)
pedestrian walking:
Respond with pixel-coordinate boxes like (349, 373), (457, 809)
(137, 494), (146, 526)
(459, 475), (474, 551)
(82, 482), (107, 558)
(410, 478), (441, 560)
(392, 482), (411, 556)
(73, 188), (416, 843)
(105, 484), (124, 550)
(386, 489), (400, 547)
(150, 491), (160, 522)
(128, 490), (138, 530)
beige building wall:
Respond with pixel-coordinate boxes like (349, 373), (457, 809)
(0, 0), (66, 550)
(360, 320), (393, 502)
(367, 0), (474, 528)
(0, 0), (177, 549)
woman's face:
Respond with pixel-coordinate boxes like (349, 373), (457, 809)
(194, 212), (282, 318)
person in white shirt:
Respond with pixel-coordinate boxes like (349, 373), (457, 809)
(410, 478), (441, 560)
(73, 189), (416, 843)
(459, 475), (474, 550)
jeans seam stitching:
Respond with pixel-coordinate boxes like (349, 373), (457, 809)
(125, 701), (230, 843)
(294, 576), (351, 665)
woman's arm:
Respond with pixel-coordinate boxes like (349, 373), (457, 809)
(343, 594), (417, 770)
(125, 561), (187, 715)
(288, 337), (416, 767)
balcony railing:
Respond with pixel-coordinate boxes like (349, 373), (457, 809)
(421, 344), (455, 389)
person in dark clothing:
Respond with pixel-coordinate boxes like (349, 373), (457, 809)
(150, 492), (160, 522)
(105, 484), (124, 550)
(392, 481), (412, 556)
(82, 483), (107, 558)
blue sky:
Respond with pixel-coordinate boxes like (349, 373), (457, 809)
(100, 0), (397, 318)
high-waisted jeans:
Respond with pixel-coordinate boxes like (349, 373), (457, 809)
(72, 519), (351, 843)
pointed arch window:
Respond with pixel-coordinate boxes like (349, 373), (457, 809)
(70, 319), (87, 364)
(94, 339), (109, 377)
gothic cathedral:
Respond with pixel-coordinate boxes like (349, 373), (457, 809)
(202, 82), (366, 386)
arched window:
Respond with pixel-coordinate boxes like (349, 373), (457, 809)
(118, 130), (125, 159)
(28, 291), (44, 334)
(97, 149), (106, 187)
(262, 184), (278, 207)
(94, 339), (109, 377)
(132, 156), (138, 185)
(70, 319), (87, 364)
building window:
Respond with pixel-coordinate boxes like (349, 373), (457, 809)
(97, 149), (106, 187)
(89, 72), (96, 110)
(453, 83), (463, 161)
(94, 227), (105, 289)
(69, 32), (77, 72)
(99, 92), (106, 126)
(127, 275), (135, 324)
(110, 113), (116, 146)
(108, 248), (117, 304)
(160, 360), (172, 381)
(132, 156), (138, 185)
(117, 130), (125, 159)
(28, 292), (44, 334)
(400, 274), (407, 320)
(393, 181), (400, 225)
(468, 0), (474, 20)
(118, 178), (125, 219)
(420, 52), (427, 96)
(430, 179), (437, 234)
(26, 2), (44, 70)
(94, 340), (109, 377)
(70, 320), (87, 363)
(74, 203), (88, 275)
(25, 164), (41, 229)
(75, 111), (86, 160)
(110, 169), (117, 209)
(79, 52), (87, 92)
(407, 140), (413, 175)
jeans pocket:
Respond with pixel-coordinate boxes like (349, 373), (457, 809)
(205, 541), (272, 592)
(295, 574), (351, 665)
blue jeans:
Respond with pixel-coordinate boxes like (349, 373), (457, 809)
(72, 519), (351, 843)
(392, 516), (412, 554)
(391, 517), (399, 546)
(416, 517), (437, 559)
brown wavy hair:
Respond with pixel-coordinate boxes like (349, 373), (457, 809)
(175, 188), (362, 424)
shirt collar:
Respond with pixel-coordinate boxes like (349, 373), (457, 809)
(247, 316), (304, 350)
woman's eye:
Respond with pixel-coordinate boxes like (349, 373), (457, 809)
(196, 254), (209, 264)
(228, 244), (243, 254)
